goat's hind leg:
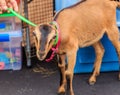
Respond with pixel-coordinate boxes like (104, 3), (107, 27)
(106, 25), (120, 80)
(57, 54), (66, 95)
(89, 41), (105, 85)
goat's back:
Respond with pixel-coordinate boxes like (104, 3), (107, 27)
(55, 0), (117, 47)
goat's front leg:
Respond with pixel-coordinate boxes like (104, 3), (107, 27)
(65, 49), (77, 95)
(57, 54), (67, 95)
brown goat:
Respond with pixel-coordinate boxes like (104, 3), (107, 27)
(33, 0), (120, 95)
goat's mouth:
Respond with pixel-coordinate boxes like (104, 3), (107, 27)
(36, 51), (47, 61)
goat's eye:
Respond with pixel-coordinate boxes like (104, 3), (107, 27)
(33, 31), (36, 36)
(53, 35), (56, 39)
(49, 36), (56, 44)
(33, 34), (38, 43)
(49, 39), (53, 44)
(33, 31), (38, 43)
(36, 37), (38, 42)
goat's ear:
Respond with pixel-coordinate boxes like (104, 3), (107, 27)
(49, 22), (57, 30)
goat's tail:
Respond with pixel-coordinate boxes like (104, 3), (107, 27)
(112, 0), (120, 7)
(116, 1), (120, 7)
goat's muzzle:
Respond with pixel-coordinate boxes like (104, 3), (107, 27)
(37, 51), (46, 61)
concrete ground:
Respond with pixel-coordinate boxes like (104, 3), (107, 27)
(0, 55), (120, 95)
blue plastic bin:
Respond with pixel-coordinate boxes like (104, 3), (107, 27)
(55, 0), (120, 73)
(116, 8), (120, 27)
(55, 0), (79, 11)
(74, 34), (119, 73)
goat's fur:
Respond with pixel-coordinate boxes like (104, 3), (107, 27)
(33, 0), (120, 95)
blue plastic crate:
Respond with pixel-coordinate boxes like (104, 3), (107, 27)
(74, 33), (119, 73)
(55, 0), (78, 11)
(117, 8), (120, 27)
(55, 0), (120, 73)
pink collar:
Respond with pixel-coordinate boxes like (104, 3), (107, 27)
(46, 21), (61, 62)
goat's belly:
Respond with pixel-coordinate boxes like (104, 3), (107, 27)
(80, 39), (100, 47)
(79, 33), (104, 48)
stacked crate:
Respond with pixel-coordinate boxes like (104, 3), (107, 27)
(0, 0), (23, 70)
(0, 14), (22, 70)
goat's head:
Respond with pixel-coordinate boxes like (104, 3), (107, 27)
(33, 23), (57, 61)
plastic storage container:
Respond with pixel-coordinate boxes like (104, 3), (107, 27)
(55, 0), (120, 73)
(0, 13), (22, 70)
(0, 0), (22, 70)
(0, 25), (22, 70)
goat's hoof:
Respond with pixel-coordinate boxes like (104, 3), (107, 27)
(89, 81), (95, 85)
(89, 77), (96, 85)
(58, 87), (65, 95)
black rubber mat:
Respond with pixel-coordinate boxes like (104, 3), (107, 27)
(0, 55), (120, 95)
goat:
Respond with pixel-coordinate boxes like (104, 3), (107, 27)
(33, 0), (120, 95)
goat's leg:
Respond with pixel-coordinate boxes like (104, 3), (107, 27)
(106, 25), (120, 80)
(89, 41), (104, 85)
(65, 49), (77, 95)
(58, 54), (66, 95)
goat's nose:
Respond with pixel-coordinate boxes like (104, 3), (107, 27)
(39, 52), (45, 58)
